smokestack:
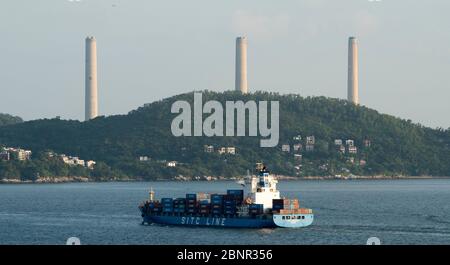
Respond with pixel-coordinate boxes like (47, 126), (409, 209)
(347, 37), (359, 105)
(85, 36), (98, 121)
(235, 36), (248, 94)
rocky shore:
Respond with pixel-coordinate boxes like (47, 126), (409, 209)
(0, 175), (446, 184)
(0, 176), (90, 184)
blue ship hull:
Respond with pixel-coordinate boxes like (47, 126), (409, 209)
(143, 214), (276, 228)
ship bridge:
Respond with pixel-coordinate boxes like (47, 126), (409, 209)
(250, 169), (280, 210)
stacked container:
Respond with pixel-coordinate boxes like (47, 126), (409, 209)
(211, 194), (223, 216)
(223, 195), (237, 216)
(152, 204), (162, 213)
(173, 198), (186, 213)
(161, 198), (173, 213)
(272, 199), (284, 212)
(196, 193), (211, 203)
(283, 199), (300, 210)
(226, 190), (244, 205)
(199, 200), (210, 215)
(186, 194), (197, 214)
(280, 208), (312, 214)
(248, 204), (264, 215)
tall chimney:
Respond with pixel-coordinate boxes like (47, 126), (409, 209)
(347, 37), (359, 104)
(85, 36), (98, 121)
(235, 36), (248, 94)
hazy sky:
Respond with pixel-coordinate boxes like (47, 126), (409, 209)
(1, 0), (449, 128)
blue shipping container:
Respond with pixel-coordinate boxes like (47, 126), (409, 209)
(186, 194), (197, 199)
(227, 190), (244, 196)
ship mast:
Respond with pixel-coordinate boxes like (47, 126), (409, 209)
(149, 187), (155, 202)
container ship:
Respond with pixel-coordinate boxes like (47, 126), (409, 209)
(139, 166), (313, 228)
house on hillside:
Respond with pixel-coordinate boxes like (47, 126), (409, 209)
(281, 144), (290, 152)
(306, 136), (315, 145)
(345, 139), (354, 147)
(204, 145), (214, 153)
(305, 144), (314, 152)
(167, 161), (177, 167)
(348, 146), (357, 154)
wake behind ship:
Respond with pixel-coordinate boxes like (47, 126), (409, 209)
(139, 166), (313, 228)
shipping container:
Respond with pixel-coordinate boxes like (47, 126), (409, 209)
(186, 194), (197, 200)
(279, 208), (312, 215)
(186, 200), (196, 205)
(273, 199), (284, 205)
(211, 194), (223, 198)
(248, 204), (264, 214)
(196, 193), (211, 200)
(161, 198), (173, 203)
(283, 199), (299, 204)
(227, 189), (244, 195)
(226, 190), (244, 202)
(299, 208), (312, 214)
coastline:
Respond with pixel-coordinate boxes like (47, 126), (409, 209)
(1, 175), (449, 184)
(0, 176), (139, 184)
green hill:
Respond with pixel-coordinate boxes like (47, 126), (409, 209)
(0, 113), (22, 127)
(0, 91), (449, 180)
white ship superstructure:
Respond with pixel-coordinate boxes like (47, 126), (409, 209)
(250, 169), (280, 211)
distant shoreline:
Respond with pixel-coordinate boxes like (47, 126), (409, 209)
(1, 175), (450, 184)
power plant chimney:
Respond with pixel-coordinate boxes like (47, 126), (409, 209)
(347, 37), (359, 105)
(235, 36), (248, 94)
(85, 36), (98, 121)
